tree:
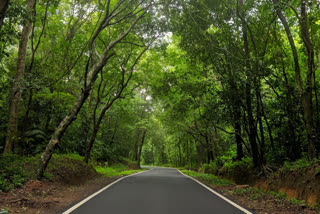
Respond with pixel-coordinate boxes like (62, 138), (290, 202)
(84, 42), (152, 163)
(4, 0), (36, 154)
(37, 0), (154, 178)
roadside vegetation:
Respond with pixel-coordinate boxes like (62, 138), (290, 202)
(95, 163), (145, 177)
(182, 169), (320, 213)
(0, 153), (143, 192)
(181, 170), (232, 186)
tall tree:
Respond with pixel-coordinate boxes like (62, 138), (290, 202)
(84, 43), (151, 163)
(3, 0), (36, 154)
(37, 0), (153, 178)
(273, 0), (316, 159)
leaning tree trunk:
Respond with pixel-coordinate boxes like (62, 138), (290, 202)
(83, 53), (144, 163)
(3, 0), (35, 154)
(36, 6), (148, 178)
(37, 87), (91, 177)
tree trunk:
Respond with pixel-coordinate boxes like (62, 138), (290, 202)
(84, 125), (98, 163)
(20, 88), (33, 155)
(234, 100), (244, 160)
(238, 0), (260, 167)
(273, 0), (316, 159)
(246, 83), (260, 167)
(281, 56), (301, 160)
(256, 83), (265, 165)
(137, 130), (147, 167)
(3, 0), (35, 154)
(300, 0), (316, 159)
(134, 128), (140, 161)
(259, 92), (274, 151)
(36, 3), (147, 178)
(0, 0), (9, 31)
(37, 87), (91, 178)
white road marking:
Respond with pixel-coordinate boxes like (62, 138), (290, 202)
(62, 169), (151, 214)
(177, 169), (253, 214)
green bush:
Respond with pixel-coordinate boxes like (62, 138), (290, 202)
(199, 161), (219, 174)
(0, 155), (37, 192)
(181, 170), (232, 186)
(95, 163), (143, 177)
(223, 157), (253, 172)
(281, 158), (313, 171)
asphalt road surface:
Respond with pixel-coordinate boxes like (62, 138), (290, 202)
(63, 167), (251, 214)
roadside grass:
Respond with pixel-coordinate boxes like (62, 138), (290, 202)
(95, 163), (146, 177)
(181, 170), (232, 186)
(0, 153), (145, 192)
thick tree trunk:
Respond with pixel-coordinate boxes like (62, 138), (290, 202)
(0, 0), (9, 31)
(3, 0), (35, 154)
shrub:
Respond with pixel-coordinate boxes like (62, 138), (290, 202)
(0, 155), (36, 192)
(281, 158), (313, 171)
(223, 157), (253, 172)
(199, 161), (219, 174)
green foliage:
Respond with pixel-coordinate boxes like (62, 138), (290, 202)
(0, 155), (37, 192)
(59, 153), (84, 161)
(181, 170), (232, 186)
(0, 0), (320, 205)
(223, 157), (254, 172)
(199, 161), (219, 174)
(288, 198), (306, 207)
(95, 163), (144, 177)
(281, 158), (313, 171)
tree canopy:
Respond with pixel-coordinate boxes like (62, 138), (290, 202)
(0, 0), (320, 177)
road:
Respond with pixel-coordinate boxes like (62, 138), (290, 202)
(63, 167), (252, 214)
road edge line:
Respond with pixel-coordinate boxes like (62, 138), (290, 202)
(177, 169), (253, 214)
(62, 169), (151, 214)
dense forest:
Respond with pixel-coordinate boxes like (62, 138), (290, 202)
(0, 0), (320, 187)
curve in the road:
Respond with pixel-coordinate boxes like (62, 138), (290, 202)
(62, 167), (253, 214)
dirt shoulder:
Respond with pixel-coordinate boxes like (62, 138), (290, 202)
(0, 176), (120, 214)
(212, 185), (319, 214)
(180, 169), (319, 214)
